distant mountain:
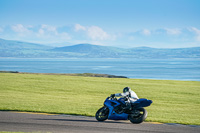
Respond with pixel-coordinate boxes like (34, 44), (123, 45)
(53, 44), (200, 58)
(52, 43), (128, 58)
(0, 38), (51, 50)
(53, 43), (106, 53)
(0, 38), (199, 58)
(0, 38), (55, 58)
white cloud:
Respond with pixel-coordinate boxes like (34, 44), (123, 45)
(190, 27), (200, 41)
(165, 28), (181, 35)
(141, 29), (151, 36)
(75, 24), (114, 41)
(11, 24), (31, 33)
(10, 24), (32, 38)
(9, 24), (71, 43)
(42, 24), (57, 33)
(87, 26), (110, 40)
(75, 24), (86, 31)
(38, 25), (71, 41)
(37, 24), (58, 37)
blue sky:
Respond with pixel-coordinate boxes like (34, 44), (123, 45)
(0, 0), (200, 48)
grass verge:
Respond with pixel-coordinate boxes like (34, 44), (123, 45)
(0, 73), (200, 125)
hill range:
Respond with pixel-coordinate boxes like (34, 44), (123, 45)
(0, 38), (199, 58)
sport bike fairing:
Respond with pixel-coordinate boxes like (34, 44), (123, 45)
(104, 97), (152, 120)
(104, 98), (128, 120)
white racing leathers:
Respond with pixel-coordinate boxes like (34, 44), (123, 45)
(115, 90), (139, 104)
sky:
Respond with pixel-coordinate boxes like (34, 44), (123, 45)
(0, 0), (200, 48)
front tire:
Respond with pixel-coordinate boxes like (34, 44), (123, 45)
(95, 106), (109, 121)
(129, 108), (147, 124)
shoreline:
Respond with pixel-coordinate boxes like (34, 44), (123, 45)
(1, 71), (200, 81)
(0, 71), (128, 78)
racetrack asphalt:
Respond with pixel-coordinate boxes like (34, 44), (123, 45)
(0, 111), (199, 133)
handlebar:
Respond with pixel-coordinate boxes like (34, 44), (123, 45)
(108, 95), (130, 101)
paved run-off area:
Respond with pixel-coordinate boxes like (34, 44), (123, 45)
(0, 111), (199, 133)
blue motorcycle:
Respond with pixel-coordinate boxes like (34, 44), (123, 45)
(95, 96), (152, 124)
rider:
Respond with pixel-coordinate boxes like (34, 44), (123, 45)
(111, 87), (139, 110)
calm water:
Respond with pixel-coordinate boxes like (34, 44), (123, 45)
(0, 58), (200, 81)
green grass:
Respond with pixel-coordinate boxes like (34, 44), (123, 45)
(0, 73), (200, 125)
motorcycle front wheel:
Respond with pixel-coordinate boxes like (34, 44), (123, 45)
(95, 106), (109, 121)
(129, 108), (147, 124)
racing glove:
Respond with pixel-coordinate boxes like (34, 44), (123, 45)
(110, 94), (115, 98)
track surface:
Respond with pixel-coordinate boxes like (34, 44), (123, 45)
(0, 111), (199, 133)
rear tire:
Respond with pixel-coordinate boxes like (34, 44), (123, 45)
(129, 108), (147, 124)
(95, 106), (109, 121)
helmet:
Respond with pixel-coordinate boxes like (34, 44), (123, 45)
(123, 87), (131, 93)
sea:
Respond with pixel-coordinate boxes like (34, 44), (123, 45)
(0, 58), (200, 81)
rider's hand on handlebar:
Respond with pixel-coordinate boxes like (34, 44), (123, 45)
(110, 94), (115, 98)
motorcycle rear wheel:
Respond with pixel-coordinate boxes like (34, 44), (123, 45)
(129, 108), (147, 124)
(95, 106), (109, 121)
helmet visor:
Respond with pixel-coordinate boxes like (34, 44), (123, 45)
(123, 88), (129, 93)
